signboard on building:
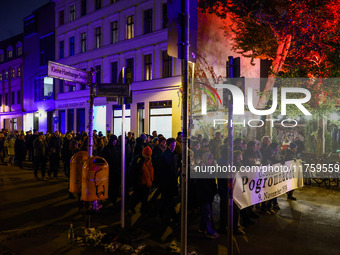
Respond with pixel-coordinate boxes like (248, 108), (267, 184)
(48, 61), (87, 84)
(96, 83), (130, 97)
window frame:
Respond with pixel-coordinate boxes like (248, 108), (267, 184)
(70, 5), (76, 22)
(95, 27), (102, 48)
(111, 21), (118, 44)
(81, 32), (86, 53)
(144, 9), (153, 34)
(144, 54), (152, 81)
(126, 15), (134, 39)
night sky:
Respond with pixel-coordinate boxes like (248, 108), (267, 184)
(0, 0), (50, 41)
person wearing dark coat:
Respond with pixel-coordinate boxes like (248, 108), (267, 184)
(196, 152), (219, 239)
(62, 133), (73, 177)
(133, 136), (145, 160)
(101, 135), (121, 203)
(48, 131), (62, 178)
(15, 134), (26, 168)
(29, 130), (39, 163)
(33, 134), (49, 180)
(158, 138), (178, 223)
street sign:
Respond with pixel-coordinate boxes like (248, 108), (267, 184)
(48, 61), (87, 84)
(96, 83), (130, 97)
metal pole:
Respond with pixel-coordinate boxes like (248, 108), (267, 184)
(227, 83), (234, 255)
(88, 69), (95, 158)
(180, 0), (189, 254)
(121, 100), (125, 229)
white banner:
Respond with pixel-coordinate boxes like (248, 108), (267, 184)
(233, 160), (304, 209)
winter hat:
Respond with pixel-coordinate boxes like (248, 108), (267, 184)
(142, 146), (152, 156)
(140, 134), (147, 141)
(152, 137), (159, 143)
(290, 142), (297, 149)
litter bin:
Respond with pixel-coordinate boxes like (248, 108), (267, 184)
(82, 156), (109, 201)
(69, 151), (89, 193)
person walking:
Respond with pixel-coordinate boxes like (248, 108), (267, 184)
(33, 134), (49, 180)
(48, 131), (62, 179)
(15, 134), (26, 168)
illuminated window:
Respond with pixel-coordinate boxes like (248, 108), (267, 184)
(113, 105), (131, 136)
(11, 69), (15, 78)
(144, 54), (152, 81)
(149, 101), (172, 138)
(70, 5), (75, 21)
(0, 51), (4, 62)
(5, 71), (8, 81)
(126, 58), (134, 83)
(17, 67), (21, 77)
(126, 15), (134, 39)
(35, 77), (54, 101)
(7, 46), (13, 59)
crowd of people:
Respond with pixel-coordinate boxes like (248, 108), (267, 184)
(0, 128), (305, 239)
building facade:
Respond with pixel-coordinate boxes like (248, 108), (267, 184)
(0, 34), (24, 131)
(23, 2), (56, 133)
(54, 0), (182, 137)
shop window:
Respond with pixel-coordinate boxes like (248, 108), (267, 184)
(113, 105), (131, 136)
(137, 103), (144, 135)
(77, 108), (86, 133)
(59, 110), (66, 134)
(68, 109), (74, 132)
(149, 100), (172, 138)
